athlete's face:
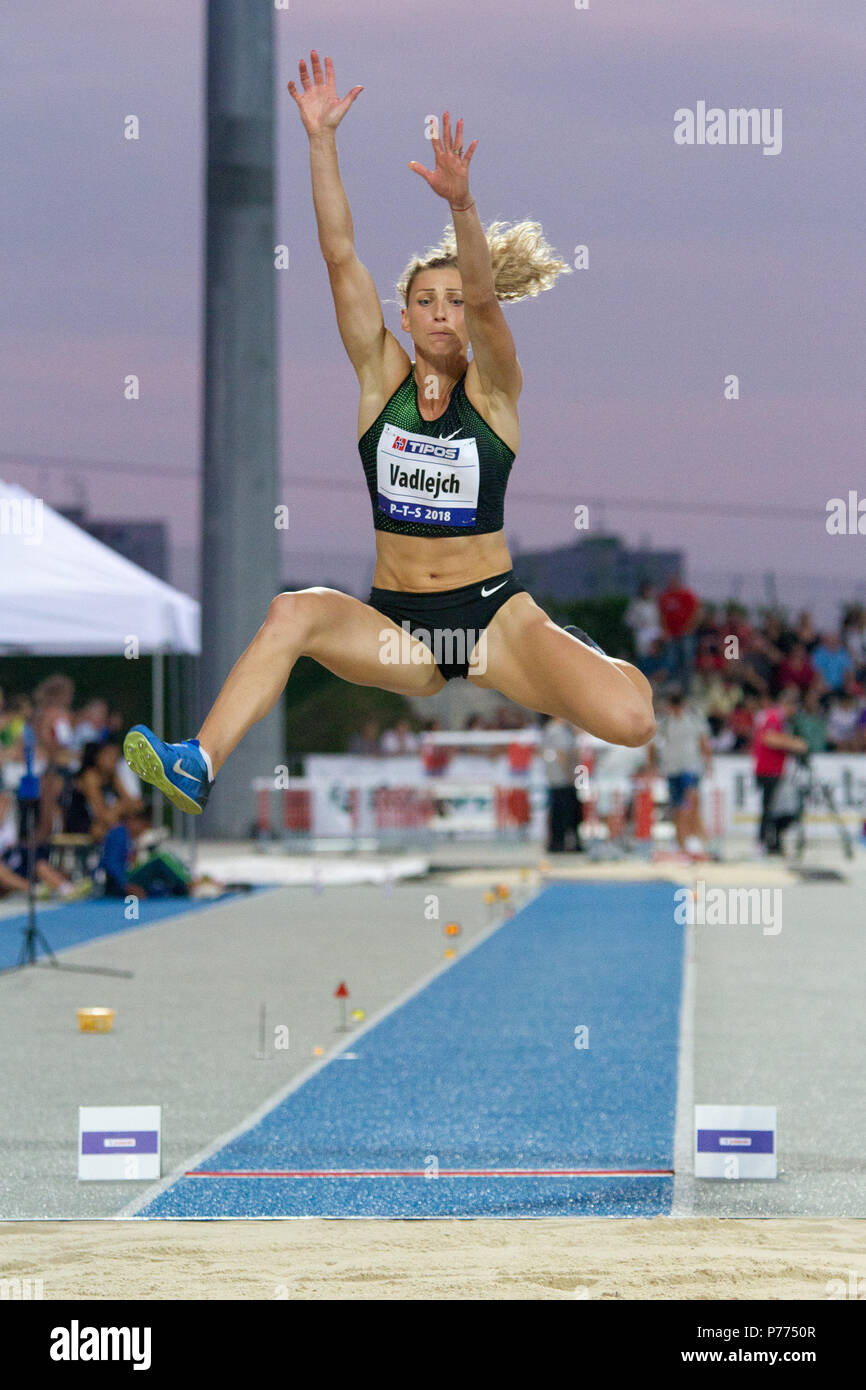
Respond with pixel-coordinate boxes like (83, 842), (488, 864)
(402, 268), (468, 358)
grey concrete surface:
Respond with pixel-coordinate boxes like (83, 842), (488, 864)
(0, 881), (500, 1218)
(677, 863), (866, 1216)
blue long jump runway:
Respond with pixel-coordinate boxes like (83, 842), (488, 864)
(139, 882), (684, 1218)
(0, 893), (263, 972)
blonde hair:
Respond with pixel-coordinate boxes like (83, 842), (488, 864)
(396, 217), (573, 307)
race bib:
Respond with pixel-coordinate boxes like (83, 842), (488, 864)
(376, 422), (480, 527)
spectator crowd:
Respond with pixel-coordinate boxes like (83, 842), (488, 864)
(626, 582), (866, 754)
(0, 676), (187, 902)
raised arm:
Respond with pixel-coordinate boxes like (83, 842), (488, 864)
(409, 111), (522, 402)
(288, 51), (391, 384)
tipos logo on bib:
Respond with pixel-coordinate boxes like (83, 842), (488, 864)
(376, 422), (480, 527)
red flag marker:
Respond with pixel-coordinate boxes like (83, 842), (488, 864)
(334, 982), (350, 1031)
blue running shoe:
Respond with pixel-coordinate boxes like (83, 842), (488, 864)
(123, 726), (211, 815)
(561, 623), (608, 656)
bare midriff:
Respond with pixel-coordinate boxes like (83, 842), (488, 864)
(371, 528), (513, 593)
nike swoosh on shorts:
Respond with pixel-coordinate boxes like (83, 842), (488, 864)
(480, 580), (509, 597)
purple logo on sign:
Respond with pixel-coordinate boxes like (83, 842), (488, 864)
(696, 1129), (774, 1154)
(81, 1131), (159, 1155)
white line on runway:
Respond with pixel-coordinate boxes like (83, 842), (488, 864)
(671, 902), (697, 1218)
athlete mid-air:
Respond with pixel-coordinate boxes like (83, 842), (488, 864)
(123, 50), (655, 814)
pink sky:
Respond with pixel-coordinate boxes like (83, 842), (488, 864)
(2, 0), (864, 616)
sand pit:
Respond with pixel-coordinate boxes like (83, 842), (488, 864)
(2, 1218), (864, 1301)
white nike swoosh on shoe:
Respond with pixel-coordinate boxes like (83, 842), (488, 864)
(480, 579), (509, 597)
(172, 758), (200, 783)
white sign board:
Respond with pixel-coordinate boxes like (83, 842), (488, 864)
(695, 1104), (777, 1179)
(78, 1105), (161, 1181)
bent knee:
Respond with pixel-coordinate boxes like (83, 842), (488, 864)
(593, 688), (656, 747)
(264, 587), (333, 638)
(617, 708), (657, 747)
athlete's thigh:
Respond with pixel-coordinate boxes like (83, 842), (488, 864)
(300, 587), (446, 697)
(466, 591), (645, 732)
(465, 592), (566, 706)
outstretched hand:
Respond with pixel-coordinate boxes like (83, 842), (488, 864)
(287, 50), (363, 136)
(408, 112), (478, 204)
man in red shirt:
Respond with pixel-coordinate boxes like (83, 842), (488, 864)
(752, 687), (808, 854)
(658, 574), (700, 692)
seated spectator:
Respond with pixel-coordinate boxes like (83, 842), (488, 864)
(775, 642), (817, 695)
(64, 739), (142, 839)
(791, 685), (828, 754)
(811, 633), (853, 694)
(0, 793), (89, 900)
(99, 806), (221, 901)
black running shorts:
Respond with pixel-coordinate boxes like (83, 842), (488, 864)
(367, 569), (527, 681)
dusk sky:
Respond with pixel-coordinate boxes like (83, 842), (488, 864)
(2, 0), (864, 621)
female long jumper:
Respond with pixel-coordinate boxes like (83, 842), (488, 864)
(123, 51), (655, 815)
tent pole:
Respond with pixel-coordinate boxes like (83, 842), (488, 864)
(152, 649), (165, 830)
(187, 653), (198, 877)
(168, 652), (181, 842)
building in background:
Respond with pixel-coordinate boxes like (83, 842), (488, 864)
(513, 534), (683, 602)
(59, 507), (169, 581)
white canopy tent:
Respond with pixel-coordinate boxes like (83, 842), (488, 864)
(0, 480), (199, 656)
(0, 479), (200, 832)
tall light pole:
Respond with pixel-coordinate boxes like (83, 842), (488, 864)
(199, 1), (283, 836)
